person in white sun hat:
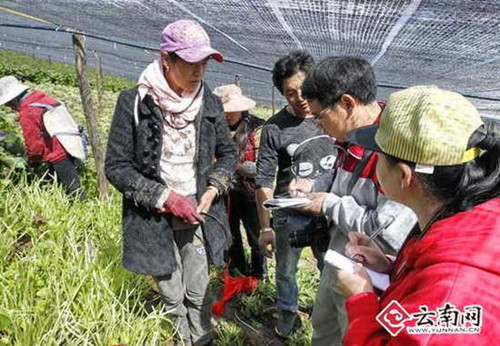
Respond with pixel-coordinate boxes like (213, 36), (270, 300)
(0, 75), (86, 200)
(213, 84), (267, 279)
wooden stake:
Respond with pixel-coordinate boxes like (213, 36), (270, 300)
(94, 51), (103, 118)
(72, 34), (109, 198)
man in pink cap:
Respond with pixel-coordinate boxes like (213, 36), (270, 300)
(106, 19), (235, 346)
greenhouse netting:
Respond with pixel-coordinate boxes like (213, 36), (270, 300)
(1, 0), (499, 118)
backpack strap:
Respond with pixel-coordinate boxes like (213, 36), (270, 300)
(29, 103), (53, 137)
(51, 131), (80, 136)
(347, 149), (373, 194)
(29, 102), (55, 110)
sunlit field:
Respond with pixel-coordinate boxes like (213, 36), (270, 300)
(0, 50), (318, 345)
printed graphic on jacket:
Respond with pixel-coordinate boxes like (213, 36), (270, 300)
(287, 135), (337, 180)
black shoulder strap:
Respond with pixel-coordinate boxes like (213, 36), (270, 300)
(347, 149), (373, 194)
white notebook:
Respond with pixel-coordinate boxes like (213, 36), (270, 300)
(324, 249), (390, 291)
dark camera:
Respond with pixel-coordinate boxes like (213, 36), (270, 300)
(289, 216), (330, 252)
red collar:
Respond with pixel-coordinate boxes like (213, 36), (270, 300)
(17, 90), (57, 109)
(344, 101), (385, 159)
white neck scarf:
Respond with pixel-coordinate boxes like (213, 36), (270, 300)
(137, 59), (203, 128)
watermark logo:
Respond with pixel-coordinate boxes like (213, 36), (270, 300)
(376, 301), (483, 336)
(376, 300), (412, 336)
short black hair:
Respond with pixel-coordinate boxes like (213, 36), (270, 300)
(302, 56), (377, 106)
(272, 50), (315, 94)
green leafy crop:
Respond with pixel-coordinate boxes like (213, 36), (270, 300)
(0, 50), (134, 92)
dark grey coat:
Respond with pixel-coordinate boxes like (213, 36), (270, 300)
(105, 84), (236, 276)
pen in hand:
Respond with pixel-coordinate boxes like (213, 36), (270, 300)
(362, 216), (396, 246)
(348, 216), (396, 263)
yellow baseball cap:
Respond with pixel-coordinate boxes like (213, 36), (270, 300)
(348, 86), (484, 167)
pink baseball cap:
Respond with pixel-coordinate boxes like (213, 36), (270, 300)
(160, 19), (224, 63)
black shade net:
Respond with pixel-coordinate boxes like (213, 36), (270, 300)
(0, 0), (499, 119)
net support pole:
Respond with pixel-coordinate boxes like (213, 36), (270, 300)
(72, 34), (109, 198)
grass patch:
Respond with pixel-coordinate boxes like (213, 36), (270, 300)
(0, 174), (320, 344)
(0, 52), (320, 344)
(0, 177), (176, 345)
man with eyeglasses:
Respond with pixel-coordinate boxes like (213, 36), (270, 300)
(289, 56), (416, 345)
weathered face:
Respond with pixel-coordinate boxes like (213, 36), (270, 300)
(163, 53), (208, 94)
(308, 99), (349, 141)
(282, 71), (311, 117)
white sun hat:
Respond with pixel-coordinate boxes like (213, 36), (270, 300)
(0, 76), (29, 106)
(213, 84), (256, 112)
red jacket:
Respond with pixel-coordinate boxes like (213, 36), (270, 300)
(344, 198), (500, 345)
(18, 90), (68, 163)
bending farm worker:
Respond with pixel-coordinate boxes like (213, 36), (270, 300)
(0, 75), (86, 200)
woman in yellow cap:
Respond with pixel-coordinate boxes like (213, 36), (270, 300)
(338, 86), (500, 344)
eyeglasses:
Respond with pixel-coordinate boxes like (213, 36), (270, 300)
(314, 106), (330, 120)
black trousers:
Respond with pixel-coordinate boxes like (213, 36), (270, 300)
(50, 158), (86, 200)
(227, 189), (267, 278)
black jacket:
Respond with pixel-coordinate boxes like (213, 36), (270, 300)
(105, 84), (236, 276)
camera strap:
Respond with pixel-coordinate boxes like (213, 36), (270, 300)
(346, 149), (373, 194)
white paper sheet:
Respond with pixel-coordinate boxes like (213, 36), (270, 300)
(324, 249), (390, 291)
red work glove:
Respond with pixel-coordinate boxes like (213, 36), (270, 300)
(162, 191), (204, 224)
